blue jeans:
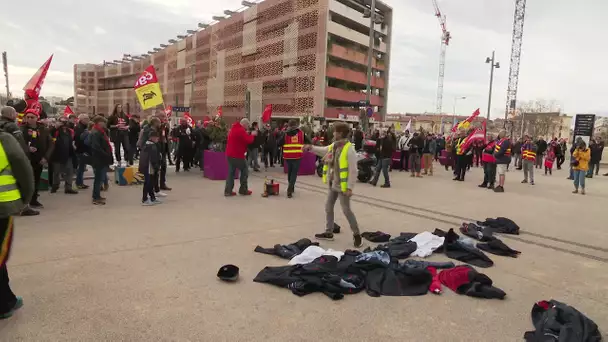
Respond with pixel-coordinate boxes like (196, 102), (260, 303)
(573, 170), (586, 189)
(101, 166), (108, 186)
(92, 167), (104, 200)
(372, 158), (391, 185)
(225, 157), (248, 195)
(75, 154), (87, 186)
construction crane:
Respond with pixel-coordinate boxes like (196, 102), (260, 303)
(432, 0), (451, 115)
(504, 0), (527, 122)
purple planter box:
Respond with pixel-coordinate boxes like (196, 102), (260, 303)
(283, 152), (317, 176)
(204, 150), (239, 180)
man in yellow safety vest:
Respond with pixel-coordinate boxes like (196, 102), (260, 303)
(0, 126), (35, 319)
(304, 122), (362, 248)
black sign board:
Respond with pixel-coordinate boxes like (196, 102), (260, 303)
(172, 106), (190, 113)
(573, 114), (595, 137)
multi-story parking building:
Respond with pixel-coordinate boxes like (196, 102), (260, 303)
(74, 0), (392, 122)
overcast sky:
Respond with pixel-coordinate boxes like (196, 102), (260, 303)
(1, 0), (607, 117)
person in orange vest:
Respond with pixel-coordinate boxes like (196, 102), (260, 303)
(479, 135), (498, 189)
(493, 130), (512, 193)
(278, 120), (310, 198)
(521, 135), (537, 185)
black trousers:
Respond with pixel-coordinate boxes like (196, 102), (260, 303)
(285, 159), (301, 192)
(175, 147), (192, 171)
(400, 150), (410, 170)
(263, 146), (275, 167)
(30, 162), (43, 204)
(142, 172), (156, 202)
(0, 217), (17, 315)
(483, 162), (497, 185)
(155, 154), (168, 191)
(556, 155), (565, 169)
(113, 133), (130, 163)
(454, 155), (467, 180)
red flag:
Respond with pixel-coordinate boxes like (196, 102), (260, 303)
(461, 127), (485, 151)
(184, 112), (194, 126)
(134, 65), (160, 89)
(63, 105), (74, 117)
(23, 54), (53, 99)
(164, 105), (172, 117)
(452, 108), (481, 133)
(217, 106), (223, 117)
(261, 104), (272, 123)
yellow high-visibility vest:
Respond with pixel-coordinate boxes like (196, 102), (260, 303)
(455, 137), (466, 155)
(322, 141), (351, 192)
(0, 142), (21, 203)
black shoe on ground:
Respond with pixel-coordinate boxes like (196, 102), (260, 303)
(369, 181), (377, 187)
(30, 200), (44, 209)
(493, 186), (505, 193)
(65, 189), (78, 194)
(488, 184), (495, 189)
(315, 232), (334, 241)
(50, 187), (58, 193)
(21, 208), (40, 216)
(452, 177), (460, 181)
(92, 198), (106, 205)
(380, 184), (390, 188)
(353, 234), (362, 248)
(478, 183), (487, 188)
(287, 192), (293, 198)
(521, 180), (528, 183)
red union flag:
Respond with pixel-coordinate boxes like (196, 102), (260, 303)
(134, 65), (164, 110)
(261, 104), (272, 123)
(452, 108), (481, 133)
(164, 105), (172, 117)
(23, 54), (53, 99)
(184, 112), (194, 126)
(217, 105), (223, 117)
(63, 105), (75, 117)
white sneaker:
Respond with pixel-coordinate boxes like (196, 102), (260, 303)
(142, 199), (155, 206)
(155, 191), (168, 197)
(152, 199), (163, 204)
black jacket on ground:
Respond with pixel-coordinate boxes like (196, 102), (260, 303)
(524, 299), (602, 342)
(478, 217), (520, 235)
(434, 228), (494, 268)
(89, 128), (114, 168)
(254, 238), (319, 260)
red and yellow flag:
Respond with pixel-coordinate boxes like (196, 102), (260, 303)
(134, 65), (164, 110)
(452, 108), (480, 132)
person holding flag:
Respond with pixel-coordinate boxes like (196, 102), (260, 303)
(10, 55), (53, 123)
(453, 129), (470, 181)
(479, 135), (498, 189)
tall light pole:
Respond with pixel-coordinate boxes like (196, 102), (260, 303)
(485, 51), (500, 124)
(453, 96), (466, 126)
(362, 0), (383, 133)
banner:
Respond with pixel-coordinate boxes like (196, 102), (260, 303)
(134, 65), (164, 110)
(404, 119), (412, 132)
(63, 105), (74, 117)
(23, 54), (53, 99)
(461, 127), (485, 151)
(452, 108), (480, 132)
(261, 104), (272, 123)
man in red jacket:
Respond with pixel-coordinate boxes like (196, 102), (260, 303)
(225, 118), (257, 196)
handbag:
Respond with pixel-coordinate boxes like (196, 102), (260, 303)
(571, 159), (579, 167)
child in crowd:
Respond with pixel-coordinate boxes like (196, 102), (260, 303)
(544, 145), (556, 175)
(139, 130), (162, 206)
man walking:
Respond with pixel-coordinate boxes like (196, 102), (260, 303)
(50, 117), (78, 195)
(493, 130), (512, 193)
(225, 119), (256, 196)
(279, 120), (309, 198)
(370, 129), (395, 187)
(0, 131), (35, 319)
(521, 135), (537, 185)
(21, 111), (53, 214)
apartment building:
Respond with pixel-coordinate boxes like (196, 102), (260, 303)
(74, 0), (392, 122)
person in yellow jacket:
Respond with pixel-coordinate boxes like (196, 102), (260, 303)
(303, 122), (362, 248)
(572, 140), (591, 195)
(0, 128), (35, 319)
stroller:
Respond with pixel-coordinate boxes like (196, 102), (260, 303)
(357, 139), (377, 183)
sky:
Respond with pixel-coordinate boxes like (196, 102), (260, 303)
(1, 0), (607, 118)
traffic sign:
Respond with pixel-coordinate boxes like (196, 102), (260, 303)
(172, 106), (190, 113)
(366, 107), (373, 117)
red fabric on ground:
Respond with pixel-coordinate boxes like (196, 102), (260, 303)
(437, 265), (472, 292)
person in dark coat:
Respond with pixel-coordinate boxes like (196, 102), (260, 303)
(73, 114), (90, 189)
(128, 114), (141, 164)
(587, 137), (603, 178)
(138, 130), (162, 205)
(89, 116), (114, 205)
(174, 118), (194, 172)
(106, 104), (130, 166)
(370, 129), (395, 187)
(50, 117), (77, 194)
(20, 111), (53, 215)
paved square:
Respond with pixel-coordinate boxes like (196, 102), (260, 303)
(1, 165), (607, 341)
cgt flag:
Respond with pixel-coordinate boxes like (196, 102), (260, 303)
(261, 104), (272, 123)
(217, 105), (223, 117)
(452, 108), (480, 132)
(63, 105), (75, 117)
(184, 112), (194, 126)
(134, 65), (164, 110)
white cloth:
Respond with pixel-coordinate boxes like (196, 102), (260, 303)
(409, 231), (445, 258)
(288, 246), (344, 265)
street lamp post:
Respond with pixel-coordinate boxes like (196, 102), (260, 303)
(485, 51), (500, 126)
(453, 96), (466, 127)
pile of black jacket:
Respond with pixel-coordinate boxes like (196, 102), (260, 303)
(254, 250), (434, 300)
(523, 300), (602, 341)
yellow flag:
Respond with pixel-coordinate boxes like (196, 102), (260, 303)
(134, 65), (164, 110)
(395, 122), (401, 131)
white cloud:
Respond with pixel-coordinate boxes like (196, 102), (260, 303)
(55, 46), (70, 53)
(94, 26), (107, 35)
